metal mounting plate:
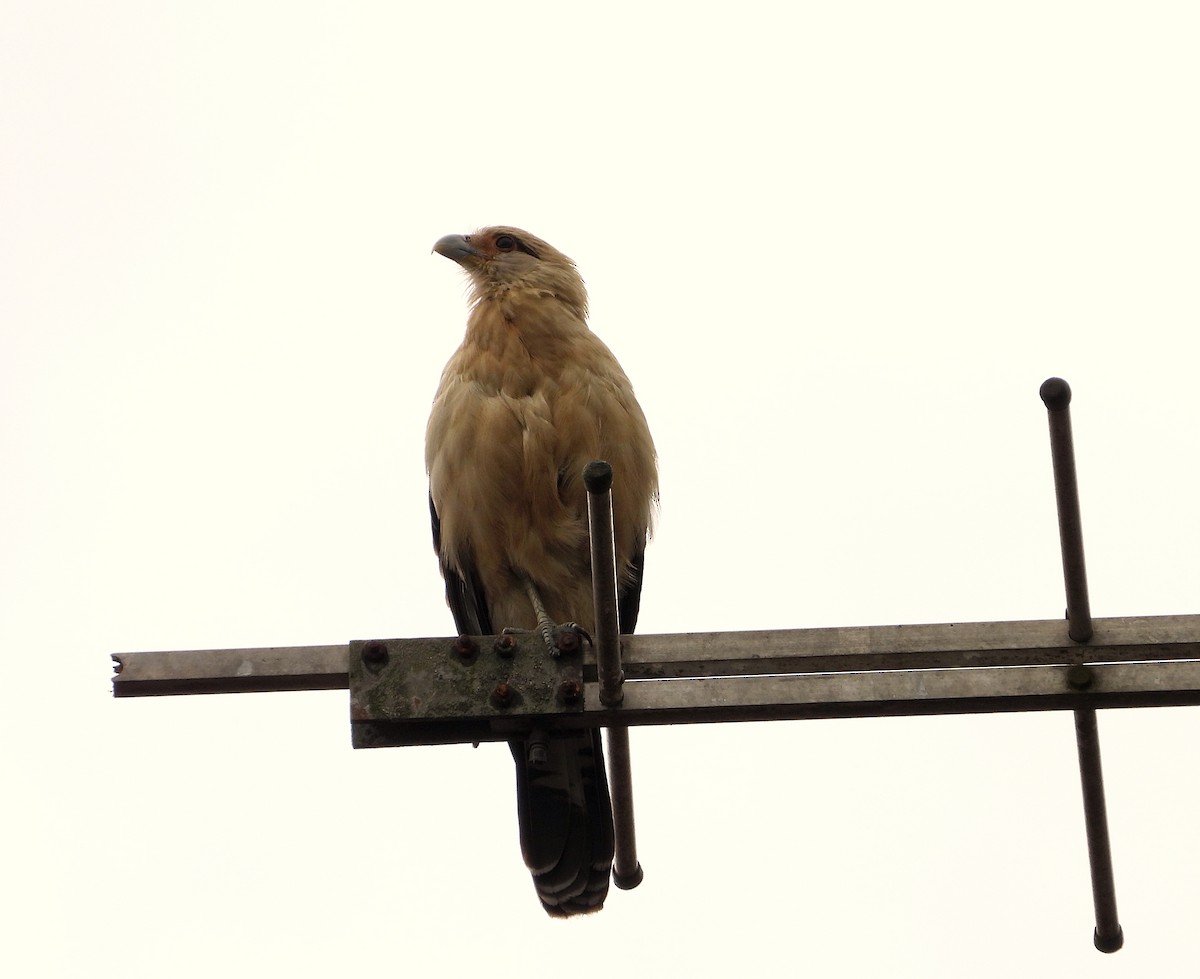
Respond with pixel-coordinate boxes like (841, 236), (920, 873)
(349, 635), (585, 747)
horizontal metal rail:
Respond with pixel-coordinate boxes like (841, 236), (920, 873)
(111, 614), (1200, 696)
(349, 659), (1200, 747)
(113, 614), (1200, 735)
(614, 615), (1200, 677)
(112, 644), (349, 696)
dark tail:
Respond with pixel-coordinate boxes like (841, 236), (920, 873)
(509, 729), (614, 916)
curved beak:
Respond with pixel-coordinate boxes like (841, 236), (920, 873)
(432, 234), (482, 265)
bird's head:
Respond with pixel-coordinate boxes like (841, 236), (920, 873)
(433, 227), (588, 319)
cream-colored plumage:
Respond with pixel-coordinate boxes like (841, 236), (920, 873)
(426, 227), (657, 636)
(426, 226), (657, 917)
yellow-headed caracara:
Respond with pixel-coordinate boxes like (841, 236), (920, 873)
(426, 227), (657, 916)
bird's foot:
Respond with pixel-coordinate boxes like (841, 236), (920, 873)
(498, 623), (591, 656)
(549, 622), (591, 657)
(517, 577), (591, 655)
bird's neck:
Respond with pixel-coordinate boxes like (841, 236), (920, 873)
(465, 284), (583, 343)
(463, 288), (589, 374)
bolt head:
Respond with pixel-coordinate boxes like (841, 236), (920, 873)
(493, 634), (518, 658)
(491, 682), (515, 709)
(556, 678), (582, 705)
(362, 641), (389, 668)
(452, 635), (479, 662)
(1067, 664), (1094, 691)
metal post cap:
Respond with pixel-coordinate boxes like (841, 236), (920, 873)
(583, 459), (613, 493)
(1040, 377), (1072, 411)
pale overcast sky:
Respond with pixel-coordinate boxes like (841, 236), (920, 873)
(4, 2), (1200, 976)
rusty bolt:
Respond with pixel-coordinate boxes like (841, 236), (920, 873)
(1067, 664), (1094, 691)
(362, 641), (389, 668)
(452, 635), (479, 662)
(491, 682), (515, 709)
(555, 630), (581, 654)
(494, 634), (518, 658)
(556, 679), (582, 705)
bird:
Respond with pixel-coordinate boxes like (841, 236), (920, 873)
(426, 226), (658, 916)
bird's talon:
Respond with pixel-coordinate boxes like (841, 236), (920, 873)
(552, 623), (592, 655)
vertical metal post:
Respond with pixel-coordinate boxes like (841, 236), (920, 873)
(605, 724), (644, 889)
(1041, 378), (1093, 643)
(1040, 377), (1123, 953)
(584, 460), (643, 889)
(1073, 708), (1122, 950)
(584, 461), (625, 708)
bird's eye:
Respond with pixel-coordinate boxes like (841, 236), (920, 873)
(495, 234), (516, 251)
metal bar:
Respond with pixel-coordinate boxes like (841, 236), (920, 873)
(582, 660), (1200, 724)
(605, 725), (644, 889)
(111, 614), (1200, 697)
(584, 460), (624, 707)
(584, 459), (641, 890)
(1041, 377), (1092, 642)
(1041, 376), (1123, 953)
(1075, 707), (1124, 952)
(352, 659), (1200, 745)
(111, 644), (349, 697)
(615, 614), (1200, 679)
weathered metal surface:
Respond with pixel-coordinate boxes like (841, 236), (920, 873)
(611, 615), (1200, 680)
(569, 659), (1200, 728)
(113, 614), (1200, 701)
(348, 634), (585, 748)
(111, 644), (349, 696)
(344, 643), (1200, 744)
